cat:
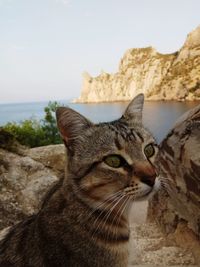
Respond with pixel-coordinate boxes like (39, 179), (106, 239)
(0, 94), (160, 267)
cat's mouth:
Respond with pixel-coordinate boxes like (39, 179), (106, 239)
(141, 177), (161, 199)
(131, 176), (160, 201)
(137, 188), (153, 200)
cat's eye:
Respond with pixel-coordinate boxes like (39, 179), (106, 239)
(104, 155), (126, 168)
(144, 144), (155, 158)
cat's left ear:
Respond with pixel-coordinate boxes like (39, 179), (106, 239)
(122, 94), (144, 124)
(56, 107), (93, 146)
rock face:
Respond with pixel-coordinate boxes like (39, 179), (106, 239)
(76, 26), (200, 102)
(129, 223), (196, 266)
(26, 145), (66, 176)
(148, 103), (200, 262)
(0, 144), (65, 230)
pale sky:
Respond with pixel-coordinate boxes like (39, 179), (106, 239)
(0, 0), (200, 103)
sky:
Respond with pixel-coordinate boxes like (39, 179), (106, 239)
(0, 0), (200, 104)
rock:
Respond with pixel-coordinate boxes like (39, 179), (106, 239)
(148, 103), (200, 263)
(0, 145), (65, 230)
(128, 223), (197, 266)
(26, 144), (65, 175)
(75, 25), (200, 102)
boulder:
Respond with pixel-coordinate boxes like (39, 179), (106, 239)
(148, 103), (200, 262)
(26, 144), (65, 175)
(0, 144), (65, 230)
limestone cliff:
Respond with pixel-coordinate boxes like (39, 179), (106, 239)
(75, 26), (200, 102)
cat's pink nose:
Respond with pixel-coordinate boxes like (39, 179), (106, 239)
(134, 163), (157, 187)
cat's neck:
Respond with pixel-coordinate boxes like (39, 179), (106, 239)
(37, 174), (130, 266)
(61, 177), (130, 246)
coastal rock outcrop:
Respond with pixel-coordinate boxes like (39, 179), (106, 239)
(148, 103), (200, 262)
(76, 25), (200, 102)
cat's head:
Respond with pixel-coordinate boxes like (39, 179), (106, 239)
(56, 94), (160, 206)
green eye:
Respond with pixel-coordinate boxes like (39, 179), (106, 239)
(104, 155), (125, 168)
(144, 144), (155, 158)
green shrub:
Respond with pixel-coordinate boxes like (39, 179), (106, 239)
(3, 101), (63, 148)
(42, 101), (62, 145)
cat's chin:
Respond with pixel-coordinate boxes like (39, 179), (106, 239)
(134, 190), (153, 202)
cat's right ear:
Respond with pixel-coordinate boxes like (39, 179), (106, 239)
(56, 107), (93, 145)
(122, 93), (144, 124)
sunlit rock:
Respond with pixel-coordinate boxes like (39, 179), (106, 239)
(75, 26), (200, 102)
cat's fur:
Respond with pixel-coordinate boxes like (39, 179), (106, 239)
(0, 94), (160, 267)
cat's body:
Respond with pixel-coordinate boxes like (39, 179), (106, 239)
(0, 186), (128, 267)
(0, 94), (160, 267)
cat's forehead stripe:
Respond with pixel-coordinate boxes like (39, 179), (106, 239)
(107, 123), (138, 142)
(98, 120), (155, 148)
(134, 130), (144, 142)
(114, 136), (123, 150)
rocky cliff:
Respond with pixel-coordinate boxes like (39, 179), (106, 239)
(76, 26), (200, 102)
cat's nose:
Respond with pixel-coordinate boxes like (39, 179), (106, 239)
(134, 163), (157, 187)
(140, 174), (156, 187)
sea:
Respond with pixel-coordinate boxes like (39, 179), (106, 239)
(0, 100), (199, 143)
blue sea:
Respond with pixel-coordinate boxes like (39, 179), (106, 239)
(0, 100), (199, 143)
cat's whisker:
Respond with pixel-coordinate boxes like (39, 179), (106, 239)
(160, 179), (173, 187)
(159, 175), (175, 186)
(161, 184), (176, 196)
(112, 195), (131, 242)
(72, 186), (121, 220)
(159, 177), (176, 195)
(80, 196), (119, 229)
(91, 194), (124, 230)
(159, 176), (175, 184)
(89, 193), (122, 224)
(103, 194), (128, 242)
(84, 191), (123, 222)
(105, 199), (125, 242)
(90, 193), (125, 241)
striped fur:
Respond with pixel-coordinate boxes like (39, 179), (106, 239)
(0, 94), (160, 267)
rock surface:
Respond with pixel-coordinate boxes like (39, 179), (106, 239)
(75, 25), (200, 102)
(148, 103), (200, 263)
(129, 222), (197, 266)
(0, 144), (65, 230)
(26, 144), (66, 176)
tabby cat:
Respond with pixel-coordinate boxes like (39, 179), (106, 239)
(0, 94), (160, 267)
